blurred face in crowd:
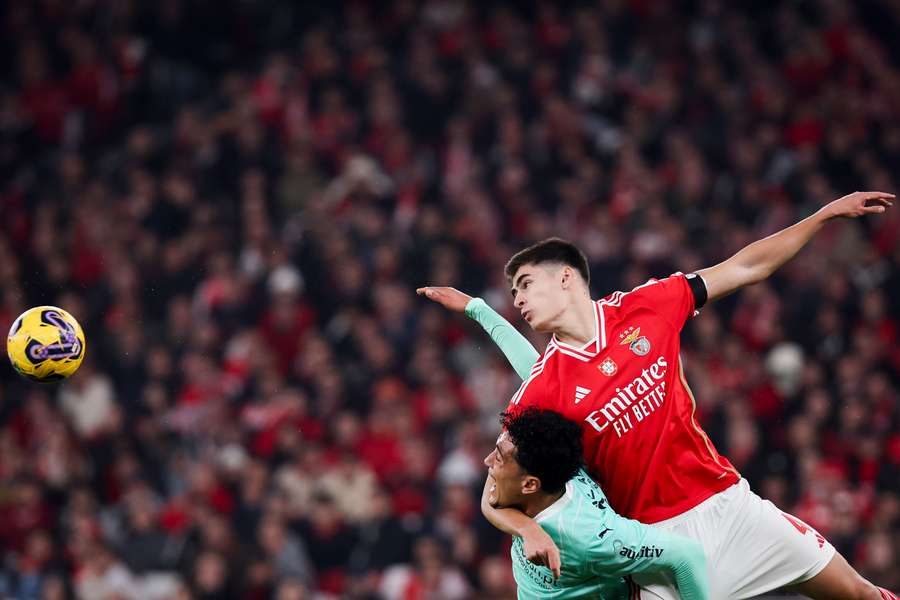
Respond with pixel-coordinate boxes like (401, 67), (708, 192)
(479, 555), (514, 595)
(197, 514), (232, 553)
(275, 579), (307, 600)
(89, 546), (115, 573)
(483, 431), (539, 509)
(194, 552), (227, 592)
(129, 504), (155, 532)
(39, 574), (66, 600)
(509, 262), (579, 332)
(25, 529), (52, 566)
(412, 537), (444, 567)
(258, 517), (286, 553)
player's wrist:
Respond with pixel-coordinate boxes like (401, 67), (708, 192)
(464, 296), (485, 317)
(814, 203), (839, 223)
(518, 518), (546, 538)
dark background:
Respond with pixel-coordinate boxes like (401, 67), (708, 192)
(0, 0), (898, 598)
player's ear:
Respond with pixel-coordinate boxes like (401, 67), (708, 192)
(521, 475), (542, 496)
(560, 266), (572, 289)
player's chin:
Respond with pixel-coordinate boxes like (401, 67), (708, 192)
(523, 313), (541, 329)
(530, 319), (551, 333)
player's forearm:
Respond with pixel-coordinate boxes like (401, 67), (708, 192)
(465, 298), (540, 380)
(700, 210), (828, 301)
(480, 477), (539, 537)
(735, 210), (828, 281)
(620, 528), (709, 600)
(660, 540), (710, 600)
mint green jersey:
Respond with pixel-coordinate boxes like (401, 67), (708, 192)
(511, 470), (708, 600)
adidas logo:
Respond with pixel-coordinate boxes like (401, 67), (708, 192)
(575, 386), (591, 404)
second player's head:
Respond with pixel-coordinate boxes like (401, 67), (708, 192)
(505, 238), (590, 332)
(484, 408), (584, 510)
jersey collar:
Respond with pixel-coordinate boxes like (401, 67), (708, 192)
(549, 300), (606, 357)
(534, 480), (574, 523)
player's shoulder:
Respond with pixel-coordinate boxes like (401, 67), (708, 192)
(509, 345), (558, 406)
(569, 469), (609, 502)
(597, 273), (687, 308)
(530, 343), (561, 377)
(538, 473), (614, 540)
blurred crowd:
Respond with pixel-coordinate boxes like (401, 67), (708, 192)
(0, 0), (899, 598)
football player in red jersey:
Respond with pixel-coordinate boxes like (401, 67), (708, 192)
(419, 191), (898, 599)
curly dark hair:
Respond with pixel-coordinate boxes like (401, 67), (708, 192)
(504, 237), (590, 286)
(500, 408), (584, 495)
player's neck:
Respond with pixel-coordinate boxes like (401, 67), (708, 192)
(552, 295), (595, 346)
(524, 490), (566, 518)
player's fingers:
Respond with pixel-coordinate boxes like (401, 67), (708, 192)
(549, 554), (561, 580)
(526, 553), (545, 567)
(862, 191), (895, 199)
(855, 192), (893, 206)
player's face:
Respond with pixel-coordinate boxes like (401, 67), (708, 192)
(509, 263), (568, 332)
(483, 432), (527, 509)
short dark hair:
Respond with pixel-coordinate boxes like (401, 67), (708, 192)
(504, 238), (590, 286)
(500, 408), (584, 495)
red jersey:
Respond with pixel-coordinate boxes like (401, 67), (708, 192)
(507, 273), (739, 523)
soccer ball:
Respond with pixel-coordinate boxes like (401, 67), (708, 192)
(7, 306), (86, 382)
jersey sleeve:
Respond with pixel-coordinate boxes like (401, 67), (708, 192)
(465, 297), (540, 381)
(585, 518), (709, 600)
(631, 272), (706, 331)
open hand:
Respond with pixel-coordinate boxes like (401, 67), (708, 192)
(821, 191), (894, 219)
(416, 286), (473, 313)
(522, 523), (562, 580)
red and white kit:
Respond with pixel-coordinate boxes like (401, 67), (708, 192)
(507, 273), (835, 598)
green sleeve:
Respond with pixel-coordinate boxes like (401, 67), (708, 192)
(464, 298), (540, 381)
(665, 538), (709, 600)
(586, 521), (709, 600)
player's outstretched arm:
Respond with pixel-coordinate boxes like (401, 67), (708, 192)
(697, 191), (893, 302)
(589, 518), (710, 600)
(652, 533), (709, 600)
(479, 476), (562, 579)
(417, 287), (540, 380)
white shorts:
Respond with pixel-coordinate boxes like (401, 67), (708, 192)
(632, 479), (836, 599)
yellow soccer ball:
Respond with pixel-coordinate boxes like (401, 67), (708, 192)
(7, 306), (86, 382)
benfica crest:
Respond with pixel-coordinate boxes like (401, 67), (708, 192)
(620, 326), (651, 356)
(598, 357), (617, 376)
